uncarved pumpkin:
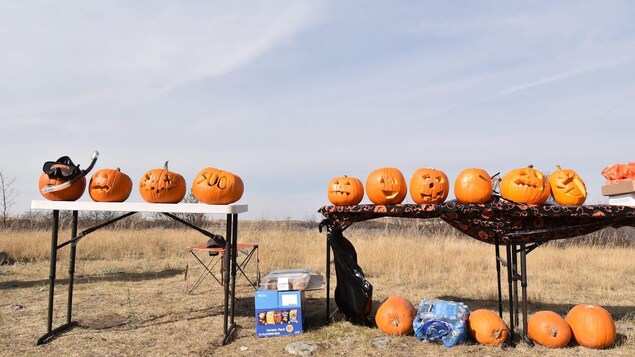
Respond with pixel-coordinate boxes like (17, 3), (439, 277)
(500, 165), (551, 205)
(375, 295), (416, 336)
(454, 168), (493, 204)
(327, 175), (364, 206)
(139, 161), (186, 203)
(527, 310), (571, 348)
(468, 309), (509, 346)
(409, 167), (449, 204)
(191, 167), (244, 204)
(366, 167), (407, 205)
(38, 173), (86, 201)
(549, 165), (587, 205)
(565, 304), (615, 349)
(89, 168), (133, 202)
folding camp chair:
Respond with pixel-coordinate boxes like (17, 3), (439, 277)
(185, 243), (260, 294)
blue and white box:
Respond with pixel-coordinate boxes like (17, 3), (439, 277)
(255, 290), (304, 337)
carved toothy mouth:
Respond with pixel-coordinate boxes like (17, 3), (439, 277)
(91, 185), (111, 192)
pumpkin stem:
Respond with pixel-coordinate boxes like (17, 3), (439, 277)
(556, 165), (562, 170)
(550, 327), (558, 337)
(116, 167), (121, 172)
(528, 164), (534, 168)
(492, 329), (504, 339)
(164, 161), (169, 170)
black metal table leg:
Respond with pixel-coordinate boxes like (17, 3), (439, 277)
(222, 214), (238, 345)
(505, 240), (516, 346)
(495, 237), (503, 317)
(512, 244), (519, 327)
(325, 233), (331, 323)
(37, 210), (77, 345)
(67, 211), (78, 324)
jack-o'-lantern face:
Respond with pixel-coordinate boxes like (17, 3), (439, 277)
(38, 173), (86, 201)
(327, 175), (364, 206)
(549, 165), (586, 205)
(139, 161), (186, 203)
(89, 168), (133, 202)
(365, 167), (407, 205)
(410, 168), (449, 204)
(500, 165), (550, 205)
(192, 167), (244, 204)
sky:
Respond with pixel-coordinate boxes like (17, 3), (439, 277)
(1, 1), (634, 220)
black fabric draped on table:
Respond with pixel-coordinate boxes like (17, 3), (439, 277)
(319, 196), (635, 245)
(318, 196), (635, 327)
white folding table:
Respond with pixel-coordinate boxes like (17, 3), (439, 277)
(30, 200), (248, 346)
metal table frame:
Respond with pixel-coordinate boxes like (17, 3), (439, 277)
(30, 200), (247, 346)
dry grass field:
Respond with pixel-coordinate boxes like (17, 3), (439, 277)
(1, 221), (634, 356)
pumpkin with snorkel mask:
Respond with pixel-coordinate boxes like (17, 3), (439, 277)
(38, 151), (99, 201)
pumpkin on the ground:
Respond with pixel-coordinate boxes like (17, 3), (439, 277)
(527, 310), (571, 348)
(565, 304), (615, 349)
(139, 161), (186, 203)
(468, 309), (509, 346)
(192, 167), (244, 204)
(366, 168), (407, 205)
(327, 175), (364, 206)
(454, 168), (493, 204)
(375, 295), (416, 336)
(548, 165), (587, 205)
(500, 165), (550, 205)
(89, 168), (133, 202)
(38, 174), (86, 201)
(409, 167), (449, 204)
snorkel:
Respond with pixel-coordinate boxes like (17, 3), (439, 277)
(40, 151), (99, 194)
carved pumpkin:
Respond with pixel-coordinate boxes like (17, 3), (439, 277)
(38, 173), (86, 201)
(565, 304), (616, 349)
(327, 175), (364, 206)
(409, 167), (449, 204)
(191, 167), (244, 205)
(500, 165), (551, 205)
(548, 165), (587, 205)
(138, 161), (186, 203)
(88, 168), (132, 202)
(375, 295), (416, 336)
(527, 310), (571, 348)
(366, 167), (407, 205)
(468, 309), (509, 346)
(454, 168), (493, 204)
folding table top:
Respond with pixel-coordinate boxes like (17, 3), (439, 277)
(31, 200), (248, 214)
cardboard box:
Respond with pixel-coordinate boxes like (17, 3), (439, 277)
(255, 290), (304, 337)
(601, 180), (635, 196)
(608, 193), (635, 206)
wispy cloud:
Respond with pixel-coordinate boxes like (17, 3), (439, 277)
(498, 58), (635, 96)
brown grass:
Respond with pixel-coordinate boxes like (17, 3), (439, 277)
(1, 223), (634, 356)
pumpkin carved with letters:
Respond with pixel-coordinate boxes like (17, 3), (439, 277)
(327, 175), (364, 206)
(410, 167), (449, 204)
(139, 161), (186, 203)
(500, 165), (550, 205)
(89, 168), (132, 202)
(366, 167), (407, 205)
(549, 165), (587, 205)
(192, 167), (244, 205)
